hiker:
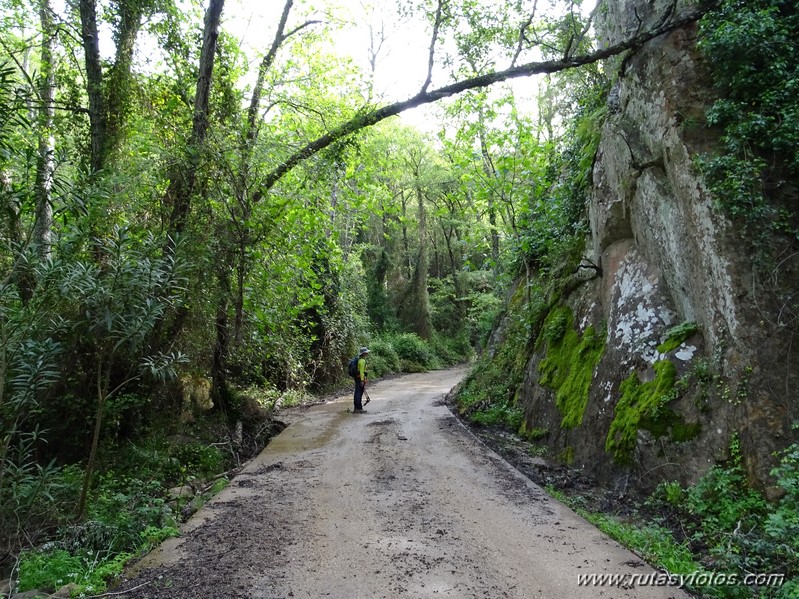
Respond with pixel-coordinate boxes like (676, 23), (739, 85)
(353, 346), (369, 413)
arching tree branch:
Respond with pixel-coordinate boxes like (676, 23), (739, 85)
(255, 0), (719, 199)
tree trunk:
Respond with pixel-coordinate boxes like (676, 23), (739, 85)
(76, 357), (111, 521)
(79, 0), (106, 174)
(399, 182), (432, 340)
(211, 279), (231, 409)
(400, 192), (411, 279)
(34, 0), (56, 261)
(164, 0), (225, 240)
(413, 183), (432, 339)
(105, 0), (145, 153)
(476, 122), (500, 276)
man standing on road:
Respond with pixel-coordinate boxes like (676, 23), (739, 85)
(353, 347), (369, 414)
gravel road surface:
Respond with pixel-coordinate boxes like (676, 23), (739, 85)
(117, 368), (690, 599)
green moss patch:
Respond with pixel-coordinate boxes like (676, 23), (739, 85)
(640, 407), (702, 443)
(657, 322), (699, 354)
(537, 305), (606, 429)
(606, 360), (678, 463)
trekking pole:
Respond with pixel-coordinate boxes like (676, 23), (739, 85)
(364, 390), (371, 405)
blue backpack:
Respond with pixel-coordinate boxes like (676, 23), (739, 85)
(347, 356), (359, 378)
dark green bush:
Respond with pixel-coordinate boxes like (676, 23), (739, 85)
(389, 333), (439, 371)
(645, 436), (799, 597)
(364, 337), (401, 378)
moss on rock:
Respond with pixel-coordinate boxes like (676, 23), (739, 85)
(606, 360), (678, 463)
(537, 305), (606, 429)
(656, 322), (700, 354)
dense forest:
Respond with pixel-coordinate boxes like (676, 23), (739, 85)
(0, 0), (797, 596)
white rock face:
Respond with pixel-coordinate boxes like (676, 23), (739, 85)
(608, 246), (676, 366)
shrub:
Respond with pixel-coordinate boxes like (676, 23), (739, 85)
(389, 333), (439, 372)
(697, 0), (799, 258)
(466, 289), (504, 347)
(364, 337), (401, 378)
(643, 436), (799, 597)
(429, 332), (473, 366)
(471, 403), (524, 430)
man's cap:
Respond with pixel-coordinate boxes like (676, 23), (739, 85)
(359, 346), (370, 355)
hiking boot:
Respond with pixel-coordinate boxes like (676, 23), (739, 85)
(353, 408), (368, 414)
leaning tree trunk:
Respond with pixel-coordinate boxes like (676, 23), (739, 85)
(208, 0), (298, 400)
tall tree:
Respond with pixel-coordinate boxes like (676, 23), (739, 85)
(33, 0), (55, 262)
(163, 0), (224, 241)
(78, 0), (105, 173)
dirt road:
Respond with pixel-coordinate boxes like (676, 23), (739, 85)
(119, 368), (690, 599)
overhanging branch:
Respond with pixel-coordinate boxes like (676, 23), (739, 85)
(254, 0), (719, 199)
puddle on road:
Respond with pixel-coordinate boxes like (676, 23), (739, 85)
(261, 401), (352, 455)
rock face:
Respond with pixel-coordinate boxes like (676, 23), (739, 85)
(517, 0), (798, 496)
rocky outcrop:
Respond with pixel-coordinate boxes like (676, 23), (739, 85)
(517, 0), (798, 496)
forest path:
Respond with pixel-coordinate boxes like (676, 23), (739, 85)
(118, 368), (689, 599)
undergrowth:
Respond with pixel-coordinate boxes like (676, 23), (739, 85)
(550, 434), (799, 598)
(5, 421), (244, 597)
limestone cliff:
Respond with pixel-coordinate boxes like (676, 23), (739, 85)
(515, 0), (798, 497)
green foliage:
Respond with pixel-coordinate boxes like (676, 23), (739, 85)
(17, 548), (131, 596)
(513, 76), (608, 274)
(112, 437), (227, 489)
(13, 470), (181, 596)
(653, 480), (685, 506)
(428, 276), (462, 337)
(605, 360), (678, 462)
(471, 403), (524, 430)
(766, 442), (799, 566)
(697, 0), (799, 254)
(429, 332), (472, 366)
(236, 383), (314, 410)
(454, 286), (531, 421)
(9, 437), (227, 595)
(465, 288), (504, 348)
(643, 436), (799, 598)
(519, 423), (548, 441)
(586, 512), (699, 575)
(388, 332), (440, 372)
(686, 470), (768, 564)
(362, 337), (401, 379)
(537, 306), (606, 429)
(550, 485), (704, 587)
(0, 262), (77, 557)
